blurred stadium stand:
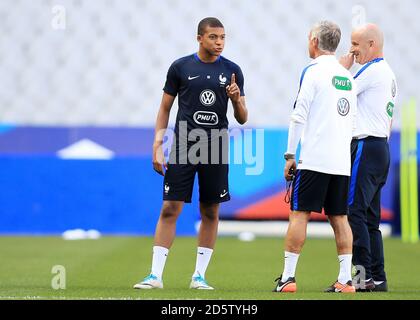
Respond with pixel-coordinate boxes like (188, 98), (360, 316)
(0, 0), (419, 235)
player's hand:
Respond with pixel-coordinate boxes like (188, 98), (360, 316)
(226, 73), (240, 103)
(152, 142), (167, 176)
(284, 159), (297, 181)
(339, 53), (355, 70)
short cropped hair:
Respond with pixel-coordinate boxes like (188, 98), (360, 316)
(311, 21), (341, 52)
(198, 17), (224, 35)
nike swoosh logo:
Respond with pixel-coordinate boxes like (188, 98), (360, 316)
(188, 75), (200, 80)
(334, 284), (350, 292)
(220, 191), (228, 198)
(198, 252), (204, 255)
(276, 281), (292, 292)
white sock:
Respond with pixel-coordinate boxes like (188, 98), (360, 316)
(337, 254), (352, 284)
(281, 251), (300, 282)
(192, 247), (213, 279)
(150, 246), (169, 281)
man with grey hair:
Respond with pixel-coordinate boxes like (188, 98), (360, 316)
(311, 20), (342, 52)
(340, 23), (397, 292)
(274, 21), (357, 293)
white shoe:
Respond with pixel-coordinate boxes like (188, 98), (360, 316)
(190, 275), (214, 290)
(133, 274), (163, 289)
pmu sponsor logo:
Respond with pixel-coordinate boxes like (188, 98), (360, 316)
(386, 102), (395, 117)
(332, 76), (352, 91)
(193, 111), (219, 125)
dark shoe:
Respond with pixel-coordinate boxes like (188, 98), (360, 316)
(354, 278), (376, 292)
(373, 281), (388, 292)
(273, 275), (297, 293)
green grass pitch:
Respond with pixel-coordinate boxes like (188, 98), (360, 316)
(0, 236), (419, 300)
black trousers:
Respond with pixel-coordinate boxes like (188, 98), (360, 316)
(348, 136), (390, 281)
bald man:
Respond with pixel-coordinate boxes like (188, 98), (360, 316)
(340, 24), (397, 292)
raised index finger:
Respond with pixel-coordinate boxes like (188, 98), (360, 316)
(231, 73), (236, 85)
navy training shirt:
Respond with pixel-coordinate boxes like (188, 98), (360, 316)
(163, 53), (245, 143)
